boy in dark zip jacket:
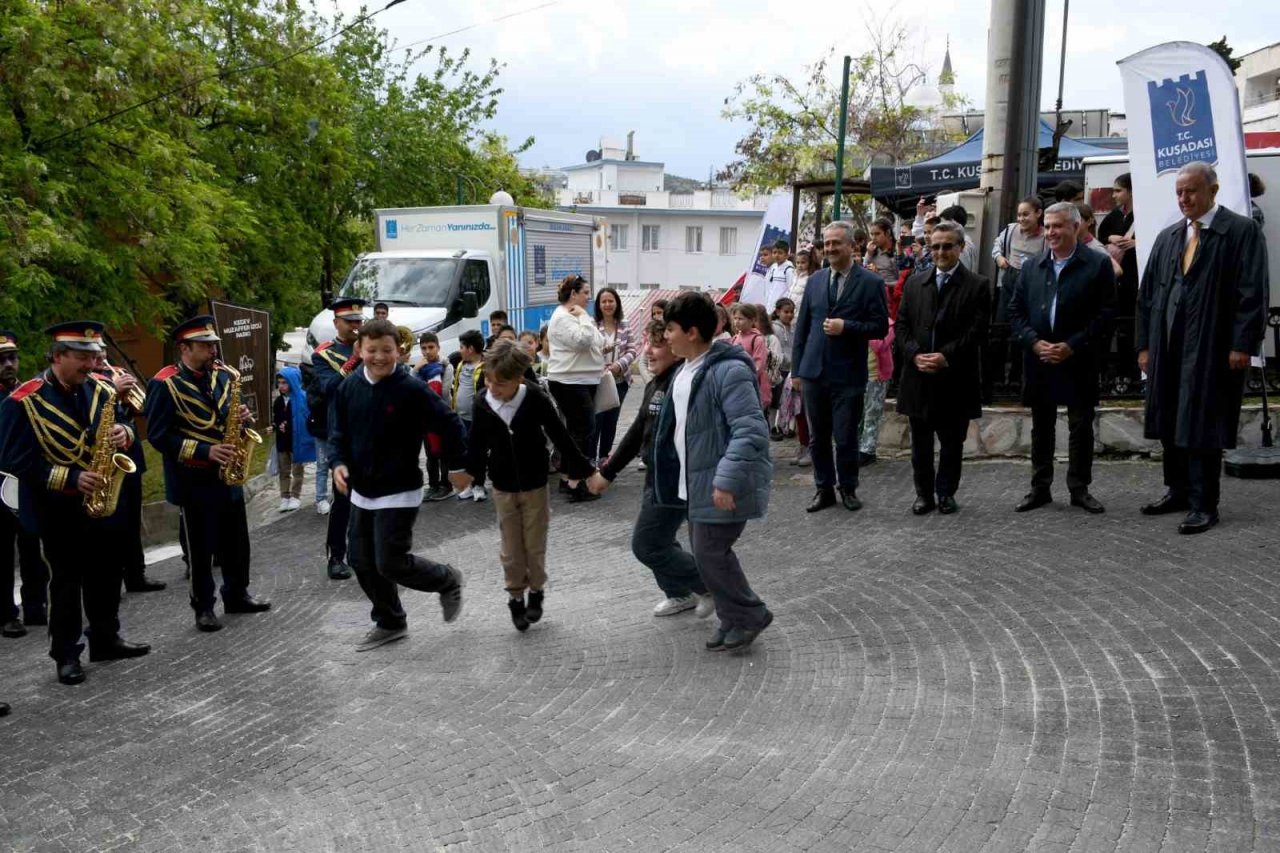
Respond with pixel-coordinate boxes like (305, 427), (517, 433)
(465, 341), (596, 632)
(589, 319), (711, 618)
(328, 320), (471, 652)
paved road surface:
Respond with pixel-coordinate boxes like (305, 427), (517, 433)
(2, 457), (1279, 852)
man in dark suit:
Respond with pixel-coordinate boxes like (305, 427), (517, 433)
(792, 221), (889, 512)
(1137, 162), (1269, 534)
(1009, 201), (1116, 513)
(896, 221), (991, 515)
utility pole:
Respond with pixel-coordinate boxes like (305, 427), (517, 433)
(979, 0), (1046, 278)
(832, 54), (852, 221)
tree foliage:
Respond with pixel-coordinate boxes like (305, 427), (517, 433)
(720, 16), (962, 197)
(1206, 37), (1242, 75)
(0, 0), (541, 370)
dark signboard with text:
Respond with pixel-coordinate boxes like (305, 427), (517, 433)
(209, 300), (272, 427)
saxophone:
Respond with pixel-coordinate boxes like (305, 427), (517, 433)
(215, 361), (263, 486)
(84, 386), (138, 519)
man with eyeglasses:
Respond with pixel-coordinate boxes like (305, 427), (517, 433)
(895, 222), (991, 515)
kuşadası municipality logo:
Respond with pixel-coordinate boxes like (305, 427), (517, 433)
(1147, 71), (1218, 176)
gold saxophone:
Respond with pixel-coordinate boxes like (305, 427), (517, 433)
(84, 386), (138, 519)
(215, 361), (263, 486)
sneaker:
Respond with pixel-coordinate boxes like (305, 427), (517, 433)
(316, 499), (332, 516)
(694, 593), (716, 619)
(636, 460), (646, 470)
(355, 626), (407, 652)
(472, 485), (488, 502)
(288, 497), (301, 511)
(427, 485), (455, 502)
(508, 597), (529, 632)
(278, 498), (291, 512)
(725, 610), (773, 652)
(653, 595), (697, 617)
(439, 566), (464, 623)
(794, 447), (812, 467)
(456, 486), (475, 501)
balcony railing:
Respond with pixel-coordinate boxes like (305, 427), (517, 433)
(572, 192), (594, 204)
(618, 192), (647, 206)
(670, 193), (695, 208)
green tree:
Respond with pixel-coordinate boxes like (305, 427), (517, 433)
(1207, 37), (1242, 75)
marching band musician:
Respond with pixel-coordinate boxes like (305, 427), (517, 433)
(0, 329), (47, 640)
(309, 297), (367, 581)
(92, 352), (166, 594)
(144, 315), (271, 633)
(0, 322), (151, 685)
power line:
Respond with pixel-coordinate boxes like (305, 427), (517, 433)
(395, 1), (560, 52)
(33, 0), (412, 150)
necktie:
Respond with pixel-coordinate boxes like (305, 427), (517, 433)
(937, 271), (949, 292)
(1182, 220), (1200, 274)
(829, 271), (841, 306)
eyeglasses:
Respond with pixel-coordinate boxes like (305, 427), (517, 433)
(930, 242), (957, 251)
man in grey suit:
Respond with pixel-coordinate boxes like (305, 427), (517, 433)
(791, 221), (889, 513)
(1137, 161), (1270, 534)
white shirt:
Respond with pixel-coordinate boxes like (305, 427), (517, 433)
(935, 265), (956, 291)
(350, 365), (424, 511)
(1187, 204), (1219, 242)
(485, 383), (527, 426)
(672, 350), (708, 501)
(766, 261), (795, 307)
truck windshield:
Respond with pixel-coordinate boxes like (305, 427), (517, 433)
(339, 258), (458, 307)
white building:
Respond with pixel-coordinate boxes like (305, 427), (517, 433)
(555, 136), (769, 292)
(1239, 42), (1280, 132)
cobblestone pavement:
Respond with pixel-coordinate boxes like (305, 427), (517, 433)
(3, 456), (1280, 852)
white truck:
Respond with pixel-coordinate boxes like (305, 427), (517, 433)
(303, 204), (608, 360)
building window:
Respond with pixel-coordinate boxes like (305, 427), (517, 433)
(640, 282), (660, 290)
(608, 282), (629, 291)
(719, 227), (738, 256)
(610, 224), (629, 251)
(642, 225), (660, 252)
(685, 226), (703, 254)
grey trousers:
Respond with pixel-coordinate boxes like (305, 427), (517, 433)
(689, 521), (769, 631)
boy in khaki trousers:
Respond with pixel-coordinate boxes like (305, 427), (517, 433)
(465, 341), (597, 631)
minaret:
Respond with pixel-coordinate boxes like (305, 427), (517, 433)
(939, 36), (955, 101)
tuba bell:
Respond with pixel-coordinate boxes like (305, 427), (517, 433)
(0, 472), (19, 515)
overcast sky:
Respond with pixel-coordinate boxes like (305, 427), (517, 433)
(334, 0), (1278, 179)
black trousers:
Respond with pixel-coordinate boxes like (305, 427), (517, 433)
(180, 491), (251, 612)
(1030, 401), (1094, 494)
(350, 504), (455, 630)
(1, 509), (46, 622)
(689, 521), (768, 631)
(424, 439), (445, 489)
(326, 487), (351, 564)
(1162, 445), (1223, 514)
(909, 416), (969, 499)
(548, 381), (596, 473)
(801, 379), (864, 492)
(41, 514), (123, 662)
(119, 472), (147, 585)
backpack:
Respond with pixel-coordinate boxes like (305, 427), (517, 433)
(764, 337), (784, 385)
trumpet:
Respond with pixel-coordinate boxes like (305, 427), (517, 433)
(101, 360), (146, 412)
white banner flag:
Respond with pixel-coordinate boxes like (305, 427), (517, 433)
(739, 193), (793, 306)
(1118, 41), (1250, 276)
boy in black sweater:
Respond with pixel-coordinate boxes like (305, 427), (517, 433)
(588, 319), (712, 618)
(465, 341), (596, 631)
(328, 319), (472, 651)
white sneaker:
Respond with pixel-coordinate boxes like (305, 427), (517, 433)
(636, 460), (646, 470)
(288, 497), (301, 511)
(456, 486), (474, 501)
(278, 498), (291, 512)
(472, 485), (488, 502)
(316, 499), (332, 516)
(694, 593), (716, 619)
(653, 595), (697, 617)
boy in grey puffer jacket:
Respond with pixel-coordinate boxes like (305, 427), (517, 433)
(652, 292), (774, 653)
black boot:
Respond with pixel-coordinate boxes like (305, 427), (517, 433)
(124, 574), (167, 593)
(526, 590), (544, 624)
(508, 597), (529, 632)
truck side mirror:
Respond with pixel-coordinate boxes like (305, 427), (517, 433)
(460, 291), (479, 319)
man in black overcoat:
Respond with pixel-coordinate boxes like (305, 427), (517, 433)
(1008, 202), (1116, 514)
(896, 221), (991, 515)
(1137, 161), (1270, 534)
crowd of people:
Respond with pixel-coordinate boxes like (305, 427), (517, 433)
(0, 160), (1268, 718)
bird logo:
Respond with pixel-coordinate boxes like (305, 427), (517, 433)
(1166, 87), (1197, 128)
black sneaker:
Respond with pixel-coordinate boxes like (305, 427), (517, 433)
(508, 597), (529, 632)
(569, 482), (600, 503)
(526, 590), (544, 624)
(439, 567), (464, 623)
(327, 559), (352, 580)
